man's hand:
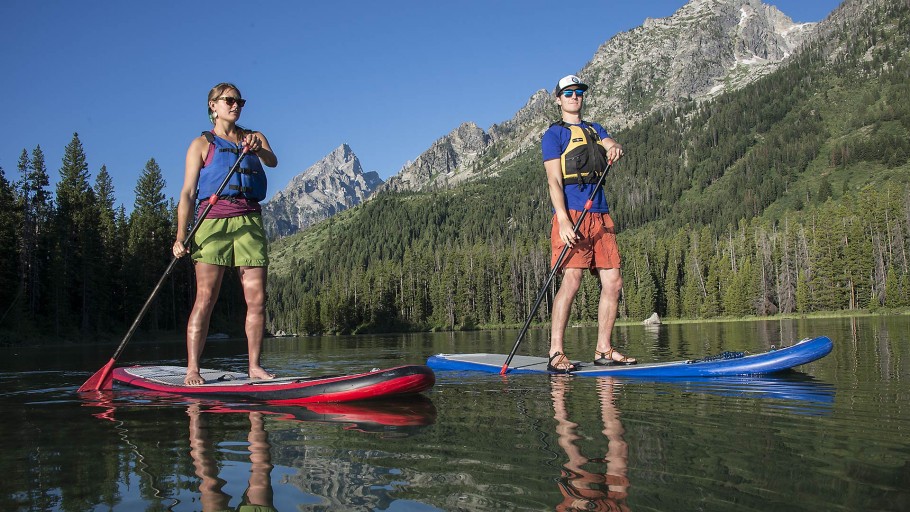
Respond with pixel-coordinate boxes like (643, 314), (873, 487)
(605, 142), (624, 163)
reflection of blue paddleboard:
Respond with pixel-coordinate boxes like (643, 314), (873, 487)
(652, 374), (836, 407)
(113, 365), (435, 404)
(427, 336), (833, 377)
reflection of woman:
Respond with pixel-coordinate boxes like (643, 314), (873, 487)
(552, 377), (630, 512)
(187, 404), (277, 512)
(174, 82), (278, 386)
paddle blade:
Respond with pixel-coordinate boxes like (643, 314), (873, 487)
(78, 359), (116, 392)
(499, 363), (509, 375)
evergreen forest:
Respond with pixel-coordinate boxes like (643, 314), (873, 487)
(0, 136), (247, 344)
(1, 0), (908, 344)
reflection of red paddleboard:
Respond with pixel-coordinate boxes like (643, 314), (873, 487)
(112, 365), (435, 404)
(209, 395), (438, 433)
(303, 398), (438, 427)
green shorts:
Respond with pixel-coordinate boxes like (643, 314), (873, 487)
(191, 214), (269, 267)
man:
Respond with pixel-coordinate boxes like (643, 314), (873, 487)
(541, 75), (637, 373)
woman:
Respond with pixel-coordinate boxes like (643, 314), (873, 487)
(173, 82), (278, 386)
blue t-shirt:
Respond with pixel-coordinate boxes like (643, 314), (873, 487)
(541, 121), (611, 213)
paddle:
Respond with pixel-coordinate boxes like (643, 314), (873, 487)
(500, 160), (613, 375)
(78, 146), (249, 392)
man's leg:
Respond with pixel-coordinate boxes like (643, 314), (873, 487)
(594, 268), (634, 362)
(550, 268), (583, 364)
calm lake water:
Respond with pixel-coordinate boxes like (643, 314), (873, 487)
(1, 316), (908, 511)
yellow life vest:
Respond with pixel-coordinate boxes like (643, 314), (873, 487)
(557, 121), (609, 185)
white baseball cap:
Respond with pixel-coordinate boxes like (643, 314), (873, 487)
(554, 75), (589, 96)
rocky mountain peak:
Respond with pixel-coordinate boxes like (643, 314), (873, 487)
(262, 144), (383, 238)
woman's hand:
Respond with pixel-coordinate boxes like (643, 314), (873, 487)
(173, 240), (189, 258)
(243, 132), (263, 153)
(245, 131), (277, 167)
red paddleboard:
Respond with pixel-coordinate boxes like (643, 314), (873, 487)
(112, 364), (434, 404)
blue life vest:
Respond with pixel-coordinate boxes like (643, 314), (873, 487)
(196, 131), (267, 202)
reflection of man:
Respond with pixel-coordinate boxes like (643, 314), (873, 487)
(187, 405), (277, 512)
(551, 377), (630, 512)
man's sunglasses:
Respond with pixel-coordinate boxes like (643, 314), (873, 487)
(217, 96), (247, 107)
(561, 89), (585, 98)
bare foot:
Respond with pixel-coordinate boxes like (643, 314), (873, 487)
(184, 370), (205, 386)
(249, 367), (275, 380)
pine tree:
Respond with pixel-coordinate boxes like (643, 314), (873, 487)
(0, 165), (21, 330)
(127, 158), (171, 331)
(883, 267), (902, 308)
(808, 211), (845, 312)
(17, 146), (53, 321)
(817, 177), (833, 203)
(773, 220), (794, 315)
(701, 256), (721, 318)
(796, 271), (810, 314)
(55, 133), (98, 335)
(636, 263), (658, 321)
(92, 166), (123, 330)
(14, 149), (31, 322)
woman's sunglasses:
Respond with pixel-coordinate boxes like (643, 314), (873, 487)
(217, 96), (246, 107)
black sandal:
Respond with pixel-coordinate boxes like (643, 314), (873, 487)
(547, 352), (577, 373)
(594, 348), (637, 366)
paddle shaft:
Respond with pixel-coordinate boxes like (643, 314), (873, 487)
(78, 147), (249, 392)
(500, 162), (612, 375)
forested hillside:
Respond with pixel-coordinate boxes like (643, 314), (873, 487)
(266, 0), (910, 335)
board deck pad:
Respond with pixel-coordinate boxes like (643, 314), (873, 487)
(427, 336), (833, 378)
(117, 366), (333, 387)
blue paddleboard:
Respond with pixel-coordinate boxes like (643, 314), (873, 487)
(427, 336), (833, 377)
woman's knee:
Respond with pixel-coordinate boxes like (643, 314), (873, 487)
(192, 289), (220, 311)
(244, 288), (266, 312)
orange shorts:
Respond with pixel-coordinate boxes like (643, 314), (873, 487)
(551, 211), (621, 271)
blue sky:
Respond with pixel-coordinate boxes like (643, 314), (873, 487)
(0, 0), (842, 211)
